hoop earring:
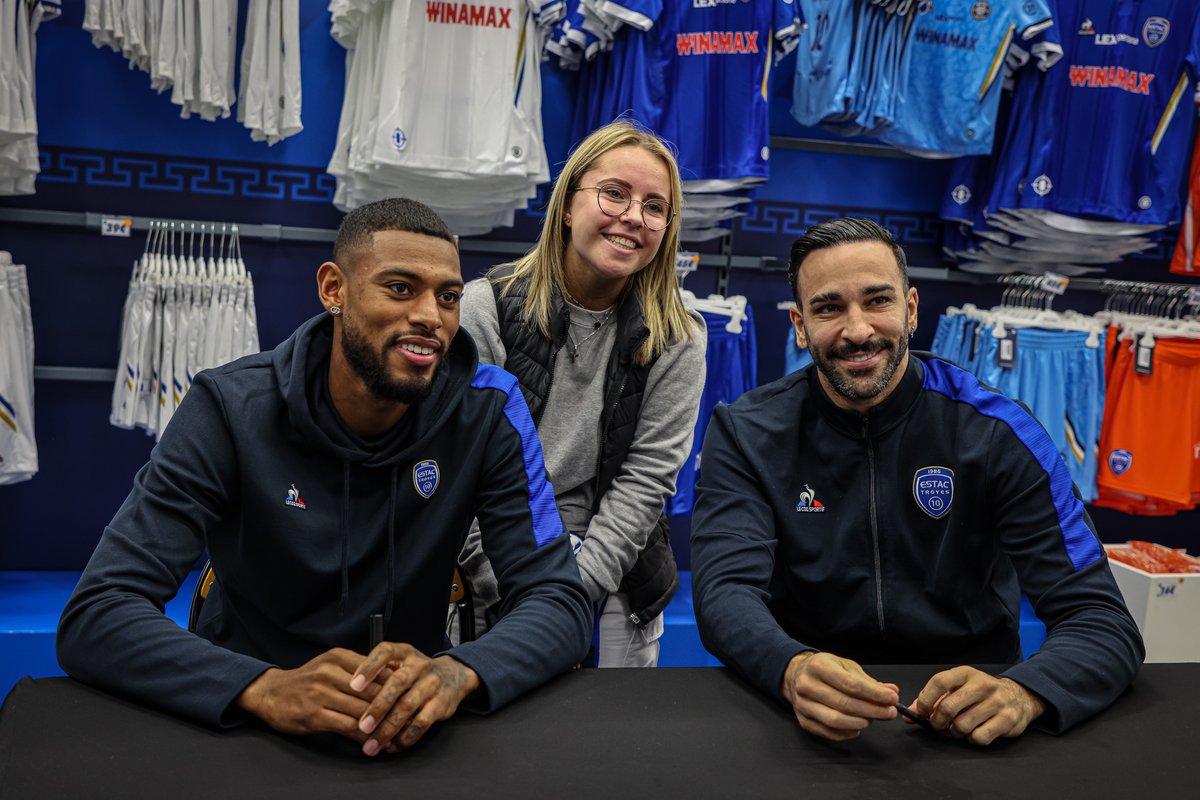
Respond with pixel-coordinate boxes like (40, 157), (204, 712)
(330, 306), (342, 316)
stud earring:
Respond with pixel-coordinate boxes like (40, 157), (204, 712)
(330, 306), (342, 316)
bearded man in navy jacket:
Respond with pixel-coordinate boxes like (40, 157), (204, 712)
(691, 218), (1143, 746)
(58, 198), (591, 756)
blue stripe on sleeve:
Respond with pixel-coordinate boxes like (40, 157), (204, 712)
(471, 364), (563, 548)
(0, 392), (14, 416)
(923, 358), (1102, 571)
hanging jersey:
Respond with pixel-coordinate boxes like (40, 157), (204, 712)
(367, 0), (547, 177)
(0, 258), (37, 485)
(1170, 123), (1200, 274)
(883, 0), (1058, 156)
(669, 306), (757, 518)
(596, 0), (803, 188)
(1018, 0), (1200, 225)
(791, 0), (857, 126)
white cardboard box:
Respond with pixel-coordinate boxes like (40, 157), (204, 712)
(1106, 546), (1200, 663)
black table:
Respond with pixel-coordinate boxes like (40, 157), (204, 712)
(1, 665), (1195, 799)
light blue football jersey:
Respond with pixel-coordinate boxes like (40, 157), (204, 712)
(884, 0), (1057, 156)
(791, 0), (858, 126)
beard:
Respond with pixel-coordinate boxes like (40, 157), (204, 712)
(339, 316), (444, 405)
(807, 321), (909, 405)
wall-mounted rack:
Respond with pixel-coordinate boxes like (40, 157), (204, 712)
(7, 206), (1190, 383)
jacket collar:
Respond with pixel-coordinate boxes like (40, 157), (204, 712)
(810, 352), (926, 438)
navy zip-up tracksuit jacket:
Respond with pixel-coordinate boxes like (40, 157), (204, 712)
(691, 353), (1143, 733)
(58, 314), (591, 727)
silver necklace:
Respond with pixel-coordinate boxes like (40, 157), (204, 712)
(566, 305), (615, 362)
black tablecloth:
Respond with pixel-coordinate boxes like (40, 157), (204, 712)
(1, 665), (1195, 799)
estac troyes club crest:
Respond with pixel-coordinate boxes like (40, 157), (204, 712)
(913, 466), (954, 519)
(1143, 17), (1170, 48)
(1108, 449), (1133, 476)
(413, 459), (440, 499)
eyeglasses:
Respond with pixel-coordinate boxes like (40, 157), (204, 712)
(573, 184), (674, 231)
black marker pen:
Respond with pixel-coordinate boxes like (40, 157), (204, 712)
(896, 703), (934, 729)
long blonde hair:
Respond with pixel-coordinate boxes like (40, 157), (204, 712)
(492, 120), (696, 366)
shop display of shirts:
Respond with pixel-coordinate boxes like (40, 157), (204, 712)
(326, 0), (552, 235)
(110, 223), (259, 440)
(0, 250), (37, 485)
(0, 0), (59, 195)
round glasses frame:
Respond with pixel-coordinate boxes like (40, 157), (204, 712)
(572, 184), (674, 231)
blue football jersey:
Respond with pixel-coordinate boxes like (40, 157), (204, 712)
(883, 0), (1057, 156)
(791, 0), (858, 125)
(598, 0), (804, 186)
(1018, 0), (1200, 224)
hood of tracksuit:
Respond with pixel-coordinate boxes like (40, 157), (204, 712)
(271, 312), (478, 625)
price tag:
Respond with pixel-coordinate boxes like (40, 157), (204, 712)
(101, 217), (133, 237)
(1039, 272), (1068, 295)
(1134, 334), (1155, 376)
(675, 251), (700, 272)
(996, 334), (1018, 368)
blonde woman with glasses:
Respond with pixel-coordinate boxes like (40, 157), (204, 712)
(457, 120), (707, 666)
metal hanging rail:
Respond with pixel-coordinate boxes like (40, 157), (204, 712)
(11, 206), (1192, 384)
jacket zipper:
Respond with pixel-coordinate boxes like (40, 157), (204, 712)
(864, 416), (885, 634)
(592, 373), (629, 513)
(591, 327), (645, 513)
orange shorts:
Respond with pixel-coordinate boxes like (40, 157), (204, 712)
(1095, 335), (1200, 512)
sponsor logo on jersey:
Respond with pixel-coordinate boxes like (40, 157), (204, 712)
(285, 484), (307, 510)
(971, 2), (990, 21)
(1143, 17), (1170, 48)
(1078, 18), (1095, 35)
(676, 31), (759, 56)
(795, 484), (826, 513)
(914, 27), (978, 51)
(1108, 449), (1133, 475)
(913, 466), (954, 519)
(1093, 33), (1140, 46)
(1068, 65), (1155, 95)
(952, 184), (972, 205)
(392, 128), (408, 152)
(693, 0), (743, 7)
(1031, 174), (1053, 196)
(413, 459), (441, 499)
(426, 2), (512, 29)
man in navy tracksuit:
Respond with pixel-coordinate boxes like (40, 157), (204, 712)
(58, 199), (591, 756)
(691, 218), (1143, 745)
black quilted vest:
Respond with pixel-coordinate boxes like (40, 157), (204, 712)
(488, 267), (679, 626)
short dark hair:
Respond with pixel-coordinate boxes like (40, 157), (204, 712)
(333, 198), (455, 265)
(788, 218), (909, 301)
